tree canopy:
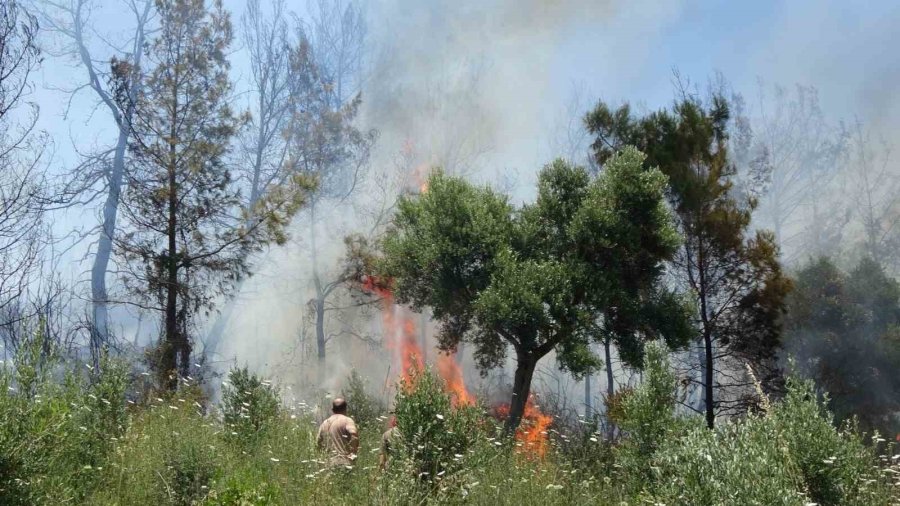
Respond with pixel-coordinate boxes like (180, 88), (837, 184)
(785, 256), (900, 436)
(378, 148), (693, 432)
(586, 93), (792, 427)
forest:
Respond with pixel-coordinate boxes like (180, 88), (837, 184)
(1, 0), (899, 504)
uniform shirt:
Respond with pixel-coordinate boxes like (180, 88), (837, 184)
(316, 414), (359, 467)
(380, 426), (400, 470)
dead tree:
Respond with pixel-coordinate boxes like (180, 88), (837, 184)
(34, 0), (154, 365)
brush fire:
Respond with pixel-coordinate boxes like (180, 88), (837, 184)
(360, 274), (552, 458)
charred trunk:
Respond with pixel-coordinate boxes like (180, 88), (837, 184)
(504, 348), (537, 435)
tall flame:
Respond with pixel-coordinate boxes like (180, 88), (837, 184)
(435, 351), (473, 406)
(361, 276), (471, 407)
(361, 276), (423, 381)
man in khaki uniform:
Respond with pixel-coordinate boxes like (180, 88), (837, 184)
(379, 415), (400, 471)
(316, 398), (359, 469)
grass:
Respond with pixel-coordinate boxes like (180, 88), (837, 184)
(1, 337), (898, 505)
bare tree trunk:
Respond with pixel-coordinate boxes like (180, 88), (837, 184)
(90, 126), (127, 368)
(310, 204), (328, 363)
(703, 330), (715, 429)
(604, 338), (615, 440)
(584, 372), (592, 415)
(604, 338), (614, 399)
(163, 159), (179, 391)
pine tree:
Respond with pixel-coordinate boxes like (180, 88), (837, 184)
(586, 93), (792, 428)
(116, 0), (311, 389)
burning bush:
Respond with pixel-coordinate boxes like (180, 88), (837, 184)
(390, 366), (487, 487)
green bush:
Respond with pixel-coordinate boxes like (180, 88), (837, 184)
(0, 328), (127, 505)
(342, 369), (386, 430)
(649, 414), (806, 505)
(391, 367), (488, 487)
(771, 376), (894, 506)
(612, 342), (685, 490)
(222, 367), (280, 446)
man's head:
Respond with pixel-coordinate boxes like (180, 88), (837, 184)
(331, 397), (348, 415)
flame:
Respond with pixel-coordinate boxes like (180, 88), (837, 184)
(496, 395), (553, 459)
(361, 276), (422, 381)
(435, 352), (473, 406)
(360, 276), (472, 405)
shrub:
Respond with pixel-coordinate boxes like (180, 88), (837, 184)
(342, 369), (386, 430)
(0, 327), (128, 505)
(612, 342), (685, 489)
(771, 376), (894, 506)
(222, 367), (279, 446)
(648, 415), (806, 505)
(391, 367), (487, 487)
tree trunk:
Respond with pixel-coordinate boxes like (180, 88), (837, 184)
(163, 183), (179, 391)
(315, 296), (326, 362)
(703, 330), (715, 429)
(163, 105), (179, 390)
(505, 348), (537, 434)
(309, 204), (328, 363)
(604, 338), (614, 399)
(584, 373), (592, 415)
(90, 127), (127, 369)
(604, 338), (615, 440)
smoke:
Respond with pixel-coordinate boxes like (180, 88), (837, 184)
(216, 0), (900, 419)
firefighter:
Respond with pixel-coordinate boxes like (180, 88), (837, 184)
(379, 414), (400, 471)
(316, 397), (359, 469)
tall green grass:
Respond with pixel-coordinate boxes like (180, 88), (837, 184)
(1, 338), (897, 505)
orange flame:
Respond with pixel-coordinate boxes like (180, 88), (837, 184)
(361, 276), (423, 381)
(496, 395), (553, 459)
(435, 352), (473, 406)
(360, 276), (472, 405)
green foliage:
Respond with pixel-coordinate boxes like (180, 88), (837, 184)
(786, 256), (900, 436)
(649, 414), (806, 505)
(342, 369), (386, 430)
(587, 92), (793, 425)
(771, 376), (891, 506)
(607, 341), (895, 505)
(379, 153), (691, 431)
(116, 0), (311, 387)
(222, 367), (280, 446)
(614, 343), (680, 472)
(0, 327), (127, 505)
(0, 346), (890, 506)
(391, 367), (487, 485)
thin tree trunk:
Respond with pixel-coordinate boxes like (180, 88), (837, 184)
(315, 296), (326, 362)
(584, 373), (592, 415)
(163, 152), (179, 391)
(90, 127), (127, 369)
(605, 338), (614, 399)
(310, 203), (327, 363)
(604, 338), (615, 440)
(703, 330), (714, 429)
(505, 348), (537, 434)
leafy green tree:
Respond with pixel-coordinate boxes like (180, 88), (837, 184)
(785, 256), (900, 436)
(116, 0), (312, 389)
(378, 149), (692, 432)
(586, 93), (792, 428)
